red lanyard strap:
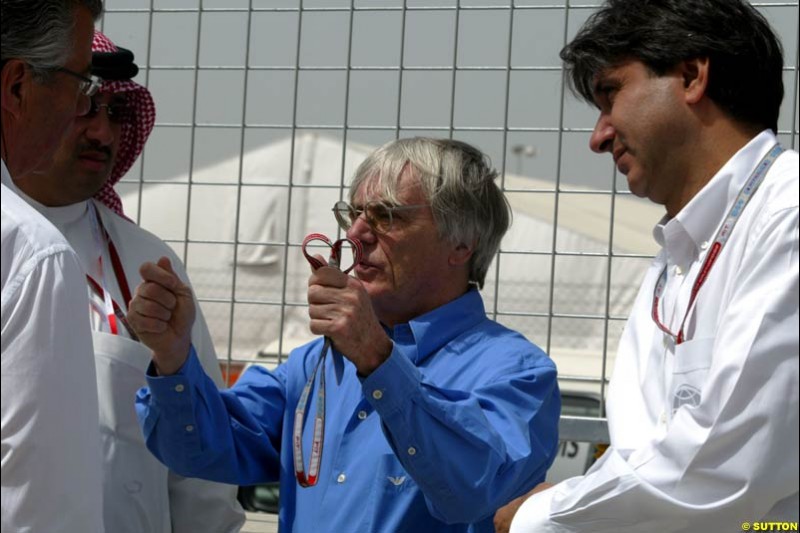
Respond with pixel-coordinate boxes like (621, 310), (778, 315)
(292, 337), (330, 487)
(652, 143), (784, 344)
(107, 236), (133, 307)
(292, 233), (363, 487)
(301, 232), (363, 273)
(86, 275), (139, 340)
(86, 202), (136, 338)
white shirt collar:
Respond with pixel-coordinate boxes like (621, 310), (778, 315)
(0, 165), (90, 225)
(654, 129), (777, 262)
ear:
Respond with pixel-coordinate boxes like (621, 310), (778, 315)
(448, 242), (474, 267)
(0, 59), (29, 119)
(680, 57), (710, 105)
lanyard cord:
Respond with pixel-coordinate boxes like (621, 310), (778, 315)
(652, 143), (784, 344)
(293, 233), (363, 487)
(293, 337), (330, 487)
(86, 202), (138, 340)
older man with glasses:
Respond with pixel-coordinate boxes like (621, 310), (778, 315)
(128, 137), (561, 533)
(10, 30), (246, 533)
(1, 1), (105, 532)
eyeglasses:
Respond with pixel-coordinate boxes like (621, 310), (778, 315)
(86, 97), (131, 124)
(332, 200), (429, 234)
(55, 67), (102, 97)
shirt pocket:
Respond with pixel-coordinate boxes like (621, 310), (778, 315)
(669, 337), (714, 419)
(361, 454), (427, 533)
(93, 331), (152, 443)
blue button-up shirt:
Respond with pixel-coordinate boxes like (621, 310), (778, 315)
(137, 289), (560, 532)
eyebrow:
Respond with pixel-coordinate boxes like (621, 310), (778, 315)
(592, 74), (619, 95)
(591, 74), (621, 107)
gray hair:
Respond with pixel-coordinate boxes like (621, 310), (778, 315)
(1, 0), (103, 81)
(350, 137), (511, 289)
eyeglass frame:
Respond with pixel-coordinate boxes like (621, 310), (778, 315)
(332, 200), (430, 234)
(54, 66), (102, 97)
(86, 96), (131, 124)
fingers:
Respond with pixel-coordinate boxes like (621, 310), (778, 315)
(136, 279), (178, 310)
(156, 255), (173, 273)
(307, 281), (362, 310)
(127, 313), (168, 334)
(308, 318), (331, 337)
(139, 259), (180, 291)
(128, 259), (182, 335)
(133, 288), (175, 320)
(306, 253), (328, 272)
(128, 283), (174, 334)
(308, 265), (351, 289)
(140, 256), (194, 299)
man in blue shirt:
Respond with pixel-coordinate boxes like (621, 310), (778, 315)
(130, 137), (561, 532)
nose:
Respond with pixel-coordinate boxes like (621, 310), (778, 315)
(85, 106), (115, 146)
(589, 113), (614, 154)
(346, 213), (376, 245)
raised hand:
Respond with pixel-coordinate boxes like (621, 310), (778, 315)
(127, 256), (196, 375)
(307, 265), (392, 376)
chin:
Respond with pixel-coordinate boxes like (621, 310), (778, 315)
(360, 280), (392, 302)
(626, 176), (648, 199)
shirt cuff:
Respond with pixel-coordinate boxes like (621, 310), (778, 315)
(362, 343), (422, 416)
(146, 345), (202, 389)
(143, 346), (204, 451)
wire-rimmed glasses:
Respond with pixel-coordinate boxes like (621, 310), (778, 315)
(86, 97), (132, 124)
(332, 200), (429, 234)
(55, 66), (102, 97)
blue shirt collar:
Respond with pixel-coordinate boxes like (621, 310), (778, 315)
(386, 289), (486, 365)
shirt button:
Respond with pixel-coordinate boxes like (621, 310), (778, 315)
(659, 412), (667, 425)
(701, 241), (710, 250)
(674, 265), (683, 276)
(337, 473), (346, 484)
(372, 390), (383, 400)
(174, 384), (185, 393)
(185, 424), (194, 432)
(407, 447), (417, 456)
(357, 410), (367, 420)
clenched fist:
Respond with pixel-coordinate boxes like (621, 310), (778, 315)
(307, 265), (392, 376)
(127, 256), (195, 375)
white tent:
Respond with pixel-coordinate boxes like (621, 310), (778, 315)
(121, 133), (663, 388)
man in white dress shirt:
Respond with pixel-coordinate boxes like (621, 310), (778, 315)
(10, 30), (245, 533)
(507, 0), (799, 531)
(1, 1), (106, 532)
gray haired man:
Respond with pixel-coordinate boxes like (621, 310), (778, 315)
(130, 137), (561, 532)
(2, 1), (106, 531)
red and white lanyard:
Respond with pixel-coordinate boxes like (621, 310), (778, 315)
(87, 202), (138, 340)
(652, 143), (784, 344)
(293, 233), (362, 488)
(292, 340), (329, 487)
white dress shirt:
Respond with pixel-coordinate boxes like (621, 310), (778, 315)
(8, 179), (245, 533)
(512, 130), (799, 532)
(1, 161), (104, 533)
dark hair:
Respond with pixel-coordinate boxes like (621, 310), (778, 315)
(560, 0), (784, 133)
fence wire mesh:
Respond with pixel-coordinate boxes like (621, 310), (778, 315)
(102, 0), (800, 419)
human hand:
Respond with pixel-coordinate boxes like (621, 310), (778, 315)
(307, 265), (392, 376)
(127, 256), (196, 375)
(493, 483), (554, 533)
